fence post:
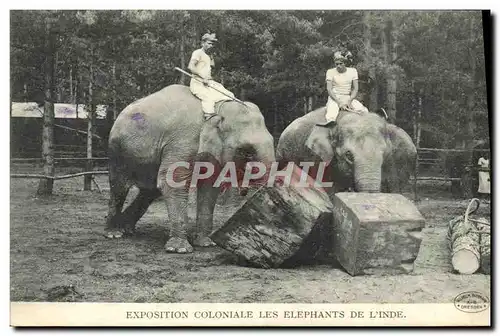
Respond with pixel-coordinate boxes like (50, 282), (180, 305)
(413, 148), (419, 202)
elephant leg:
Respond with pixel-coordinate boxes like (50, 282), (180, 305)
(193, 184), (220, 247)
(105, 171), (130, 239)
(121, 188), (162, 235)
(162, 187), (192, 253)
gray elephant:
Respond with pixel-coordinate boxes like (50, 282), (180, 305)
(276, 107), (416, 194)
(105, 84), (275, 253)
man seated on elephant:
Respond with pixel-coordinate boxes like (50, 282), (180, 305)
(188, 32), (236, 120)
(317, 50), (369, 127)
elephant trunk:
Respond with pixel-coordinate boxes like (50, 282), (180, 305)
(233, 134), (276, 195)
(354, 161), (382, 193)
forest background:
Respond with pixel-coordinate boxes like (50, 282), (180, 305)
(10, 10), (491, 150)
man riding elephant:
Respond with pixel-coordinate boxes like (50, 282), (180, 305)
(317, 50), (369, 127)
(188, 32), (236, 120)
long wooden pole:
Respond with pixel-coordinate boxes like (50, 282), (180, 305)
(173, 67), (246, 105)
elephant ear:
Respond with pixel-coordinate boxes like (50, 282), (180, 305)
(305, 125), (335, 163)
(385, 124), (417, 158)
(197, 115), (224, 164)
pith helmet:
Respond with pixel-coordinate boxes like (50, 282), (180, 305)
(334, 50), (353, 62)
(202, 33), (218, 42)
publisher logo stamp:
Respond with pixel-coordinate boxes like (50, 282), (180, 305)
(454, 291), (490, 313)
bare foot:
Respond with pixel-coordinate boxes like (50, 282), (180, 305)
(164, 237), (194, 254)
(104, 230), (123, 239)
(193, 236), (217, 247)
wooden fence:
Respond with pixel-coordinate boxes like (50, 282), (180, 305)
(10, 147), (490, 199)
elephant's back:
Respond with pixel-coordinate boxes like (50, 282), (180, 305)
(111, 85), (202, 133)
(117, 85), (202, 124)
(108, 85), (204, 161)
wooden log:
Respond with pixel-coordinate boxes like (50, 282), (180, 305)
(210, 165), (334, 269)
(447, 198), (490, 274)
(448, 217), (480, 274)
(448, 215), (480, 274)
(331, 192), (426, 276)
(476, 219), (491, 275)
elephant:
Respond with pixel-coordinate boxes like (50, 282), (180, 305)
(105, 84), (276, 253)
(276, 107), (417, 194)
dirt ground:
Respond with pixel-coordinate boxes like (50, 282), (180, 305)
(10, 165), (491, 303)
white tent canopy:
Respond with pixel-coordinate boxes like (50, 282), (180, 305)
(11, 102), (108, 119)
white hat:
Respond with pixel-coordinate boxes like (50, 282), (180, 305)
(202, 33), (218, 42)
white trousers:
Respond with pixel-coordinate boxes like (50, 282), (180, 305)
(478, 171), (490, 194)
(325, 95), (369, 121)
(190, 79), (235, 115)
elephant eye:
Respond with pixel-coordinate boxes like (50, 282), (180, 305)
(345, 151), (354, 165)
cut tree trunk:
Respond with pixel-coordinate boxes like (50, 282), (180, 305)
(210, 165), (334, 268)
(476, 219), (490, 275)
(448, 215), (480, 274)
(447, 198), (490, 274)
(331, 192), (426, 276)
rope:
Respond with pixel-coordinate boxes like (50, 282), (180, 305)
(447, 198), (490, 250)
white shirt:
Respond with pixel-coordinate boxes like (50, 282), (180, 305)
(478, 157), (489, 169)
(326, 67), (358, 96)
(189, 48), (214, 80)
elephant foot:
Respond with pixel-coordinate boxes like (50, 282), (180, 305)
(164, 237), (194, 254)
(193, 236), (216, 247)
(122, 225), (137, 236)
(104, 230), (124, 239)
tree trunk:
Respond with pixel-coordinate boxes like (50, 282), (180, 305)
(112, 62), (117, 120)
(37, 20), (56, 195)
(54, 50), (60, 102)
(210, 165), (334, 268)
(448, 215), (480, 274)
(416, 95), (422, 147)
(69, 67), (73, 103)
(364, 11), (378, 111)
(466, 15), (477, 153)
(447, 198), (490, 274)
(112, 39), (118, 120)
(179, 33), (186, 85)
(476, 220), (490, 274)
(332, 192), (425, 275)
(75, 61), (79, 118)
(84, 47), (94, 191)
(385, 17), (397, 122)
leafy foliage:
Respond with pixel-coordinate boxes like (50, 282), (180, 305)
(10, 10), (490, 147)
